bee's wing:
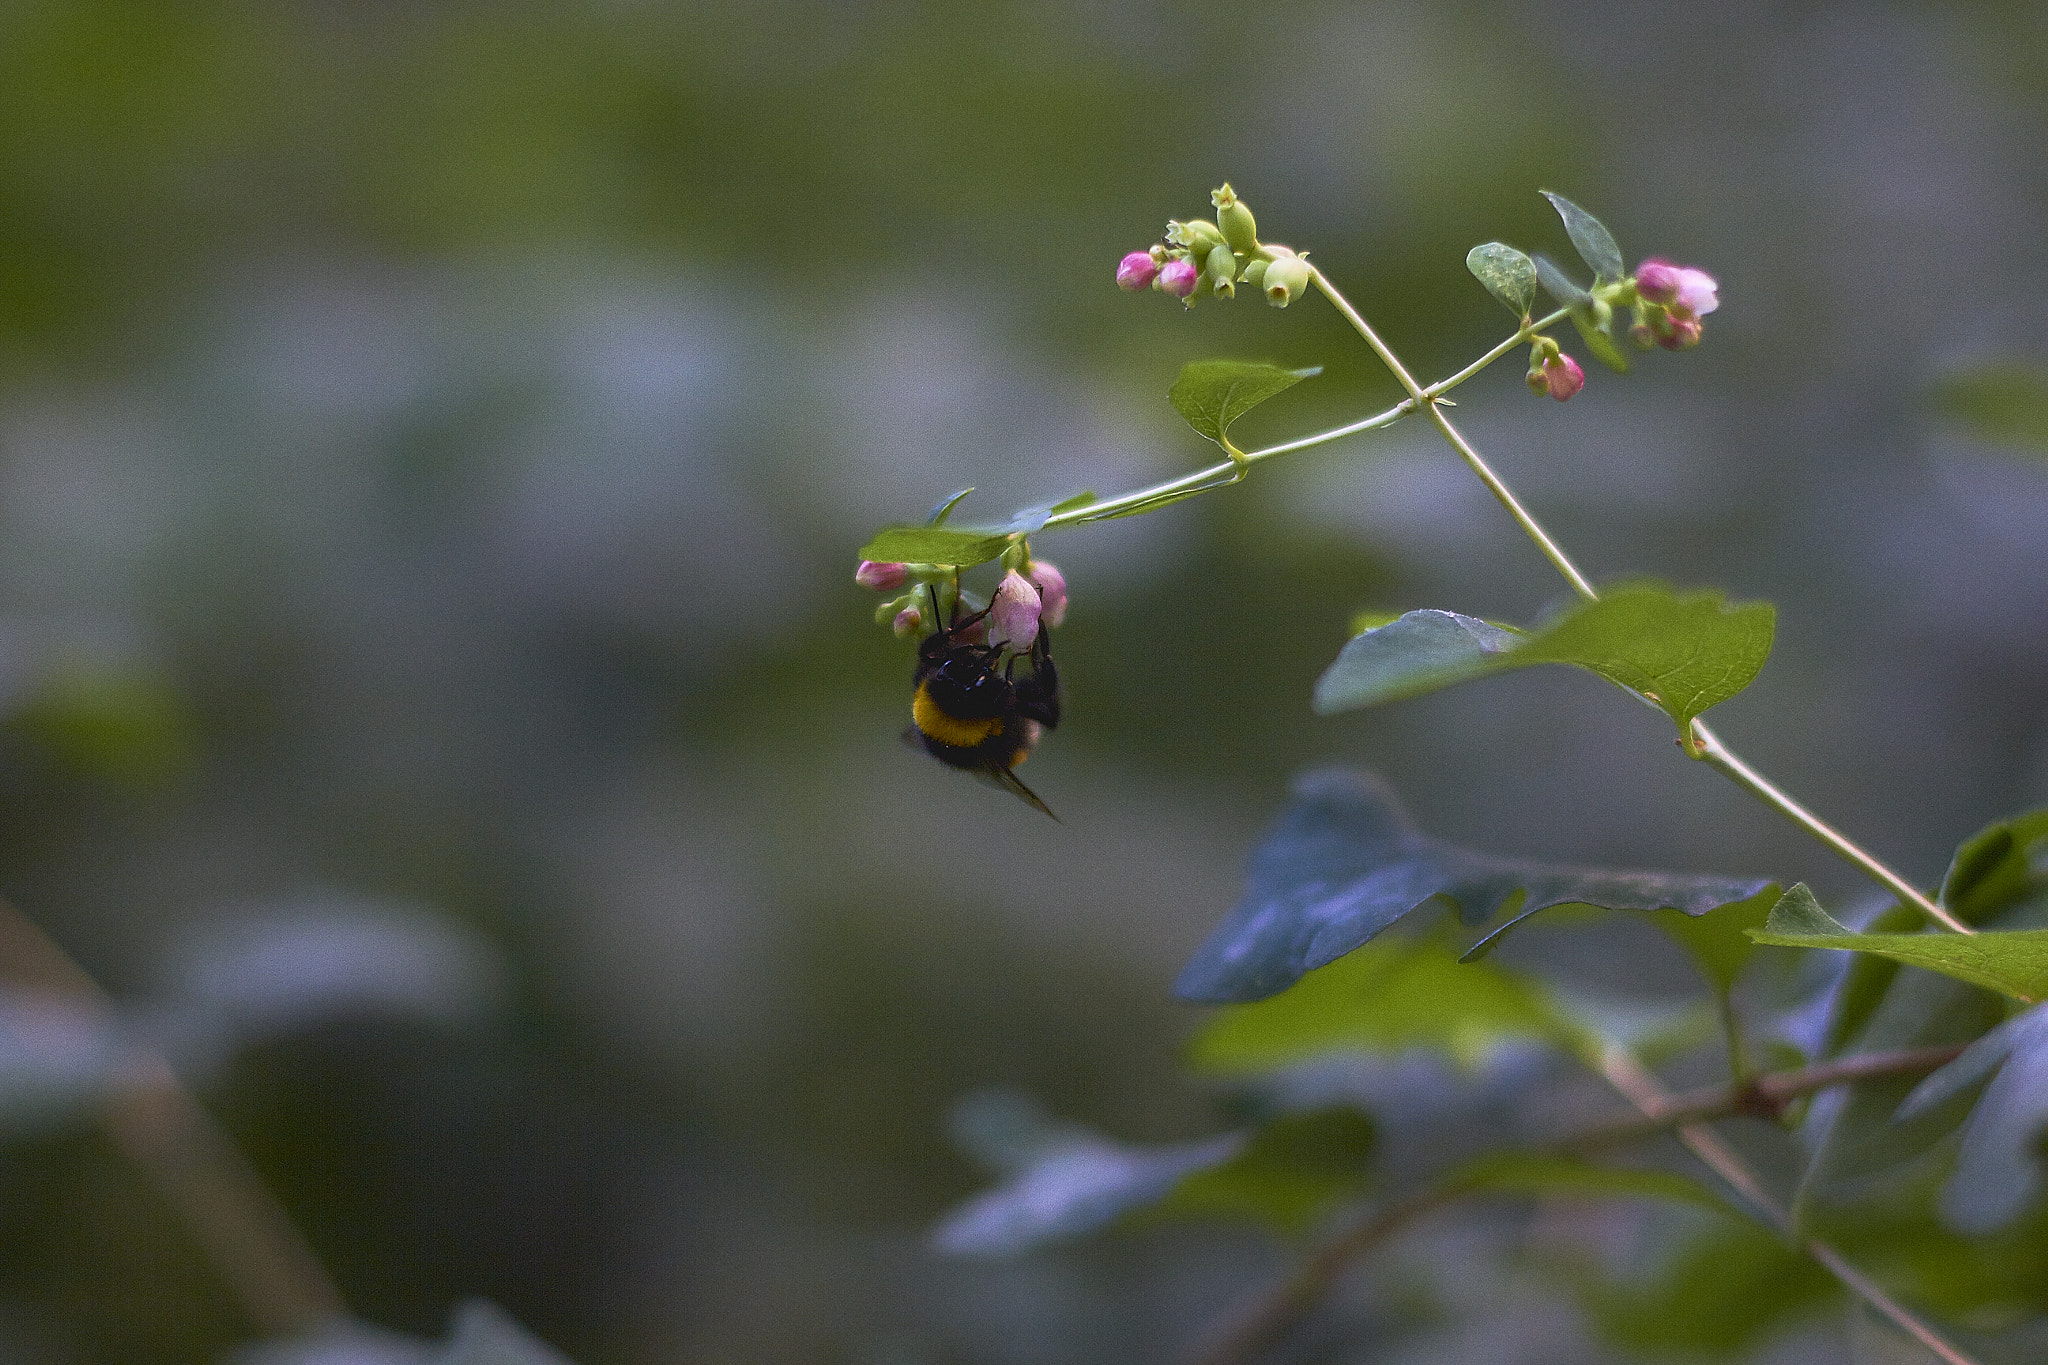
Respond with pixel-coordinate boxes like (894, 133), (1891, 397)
(986, 764), (1060, 822)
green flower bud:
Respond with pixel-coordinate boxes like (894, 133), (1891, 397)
(1262, 253), (1311, 307)
(1212, 183), (1259, 255)
(1205, 243), (1238, 298)
(1239, 258), (1268, 290)
(1169, 218), (1226, 258)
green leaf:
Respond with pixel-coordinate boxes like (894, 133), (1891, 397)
(1049, 489), (1098, 513)
(1155, 1108), (1376, 1234)
(932, 1092), (1244, 1256)
(1570, 304), (1632, 374)
(857, 525), (1014, 567)
(1531, 253), (1590, 308)
(1650, 887), (1783, 999)
(436, 1301), (578, 1365)
(1168, 360), (1320, 448)
(1748, 884), (2048, 1003)
(1934, 363), (2048, 455)
(1314, 585), (1778, 744)
(1541, 191), (1626, 282)
(1897, 1004), (2048, 1233)
(1586, 1217), (1834, 1356)
(1174, 769), (1773, 1004)
(1190, 927), (1571, 1074)
(1465, 242), (1538, 318)
(1940, 807), (2048, 925)
(1449, 1152), (1735, 1216)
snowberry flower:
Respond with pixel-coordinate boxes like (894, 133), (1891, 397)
(1634, 258), (1719, 318)
(1116, 251), (1161, 291)
(988, 570), (1042, 651)
(855, 560), (910, 591)
(1157, 258), (1200, 299)
(1539, 352), (1584, 401)
(1026, 560), (1067, 629)
(891, 605), (923, 637)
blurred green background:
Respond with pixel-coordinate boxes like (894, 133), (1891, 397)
(2, 1), (2047, 1360)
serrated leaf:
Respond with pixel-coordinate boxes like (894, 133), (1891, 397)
(1168, 360), (1320, 448)
(1541, 191), (1626, 282)
(857, 526), (1013, 567)
(932, 1101), (1243, 1256)
(1749, 883), (2048, 1002)
(1155, 1108), (1376, 1234)
(1935, 363), (2048, 455)
(1896, 1005), (2048, 1232)
(1532, 254), (1590, 308)
(436, 1301), (577, 1365)
(1314, 586), (1777, 744)
(1190, 926), (1570, 1074)
(1466, 242), (1538, 317)
(1449, 1152), (1735, 1216)
(1174, 769), (1774, 1004)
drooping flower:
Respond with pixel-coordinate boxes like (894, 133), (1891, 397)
(988, 570), (1042, 651)
(1635, 258), (1719, 317)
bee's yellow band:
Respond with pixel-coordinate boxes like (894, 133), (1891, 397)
(913, 684), (1002, 748)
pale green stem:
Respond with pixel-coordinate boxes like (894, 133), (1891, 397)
(1310, 265), (1975, 937)
(1038, 309), (1575, 533)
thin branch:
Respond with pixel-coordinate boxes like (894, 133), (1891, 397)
(0, 900), (347, 1337)
(1183, 1042), (1961, 1365)
(1597, 1048), (1980, 1365)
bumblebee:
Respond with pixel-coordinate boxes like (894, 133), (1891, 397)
(908, 585), (1062, 819)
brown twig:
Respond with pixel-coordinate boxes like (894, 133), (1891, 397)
(0, 899), (347, 1337)
(1184, 1042), (1964, 1365)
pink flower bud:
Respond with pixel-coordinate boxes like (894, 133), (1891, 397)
(1541, 352), (1585, 401)
(1026, 560), (1067, 629)
(1157, 258), (1199, 299)
(987, 570), (1042, 651)
(1635, 258), (1719, 318)
(1634, 258), (1683, 305)
(856, 560), (911, 591)
(1116, 251), (1162, 292)
(892, 605), (923, 637)
(1657, 317), (1703, 351)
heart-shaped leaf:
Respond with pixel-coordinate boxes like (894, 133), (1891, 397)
(1168, 360), (1321, 448)
(1466, 242), (1538, 318)
(1541, 191), (1626, 283)
(1747, 884), (2048, 1003)
(1174, 769), (1774, 1003)
(1314, 586), (1777, 745)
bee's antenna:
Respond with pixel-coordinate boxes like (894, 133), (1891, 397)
(926, 582), (945, 636)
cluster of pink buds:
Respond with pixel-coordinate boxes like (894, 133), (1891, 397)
(1114, 184), (1311, 310)
(1628, 258), (1718, 351)
(854, 554), (1068, 647)
(1524, 335), (1585, 402)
